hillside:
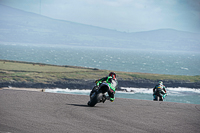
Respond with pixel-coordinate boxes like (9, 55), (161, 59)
(0, 4), (200, 51)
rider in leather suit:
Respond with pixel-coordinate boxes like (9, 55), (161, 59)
(153, 81), (167, 101)
(90, 72), (118, 102)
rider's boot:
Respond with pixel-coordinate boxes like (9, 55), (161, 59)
(153, 95), (157, 101)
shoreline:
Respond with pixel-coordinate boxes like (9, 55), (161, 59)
(0, 79), (200, 90)
(0, 87), (44, 92)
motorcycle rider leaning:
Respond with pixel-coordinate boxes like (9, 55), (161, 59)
(153, 81), (167, 101)
(90, 72), (118, 102)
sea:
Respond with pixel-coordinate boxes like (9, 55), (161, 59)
(45, 88), (200, 105)
(1, 44), (200, 104)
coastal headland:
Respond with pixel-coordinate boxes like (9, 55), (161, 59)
(0, 60), (200, 89)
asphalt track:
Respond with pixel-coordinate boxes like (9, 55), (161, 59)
(0, 89), (200, 133)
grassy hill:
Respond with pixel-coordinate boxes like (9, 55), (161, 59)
(0, 60), (200, 89)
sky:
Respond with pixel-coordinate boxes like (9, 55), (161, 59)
(0, 0), (200, 33)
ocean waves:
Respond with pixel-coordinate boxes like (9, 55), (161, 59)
(1, 44), (200, 75)
(45, 87), (200, 104)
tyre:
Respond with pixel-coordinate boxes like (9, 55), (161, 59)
(88, 92), (104, 107)
(88, 92), (99, 107)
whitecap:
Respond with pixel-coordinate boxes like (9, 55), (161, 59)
(120, 87), (200, 94)
(45, 88), (90, 95)
(181, 67), (189, 70)
(167, 87), (200, 93)
(120, 87), (152, 94)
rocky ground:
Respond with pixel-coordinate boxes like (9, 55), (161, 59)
(0, 79), (200, 90)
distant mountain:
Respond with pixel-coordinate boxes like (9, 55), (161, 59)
(0, 4), (200, 52)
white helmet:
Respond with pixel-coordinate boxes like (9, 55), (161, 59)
(158, 81), (163, 85)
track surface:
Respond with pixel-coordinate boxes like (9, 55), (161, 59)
(0, 89), (200, 133)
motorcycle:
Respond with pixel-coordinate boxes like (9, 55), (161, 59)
(87, 82), (110, 107)
(153, 91), (167, 101)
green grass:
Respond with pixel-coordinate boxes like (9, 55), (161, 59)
(0, 60), (199, 83)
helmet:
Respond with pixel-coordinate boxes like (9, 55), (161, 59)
(109, 72), (116, 79)
(158, 81), (163, 85)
